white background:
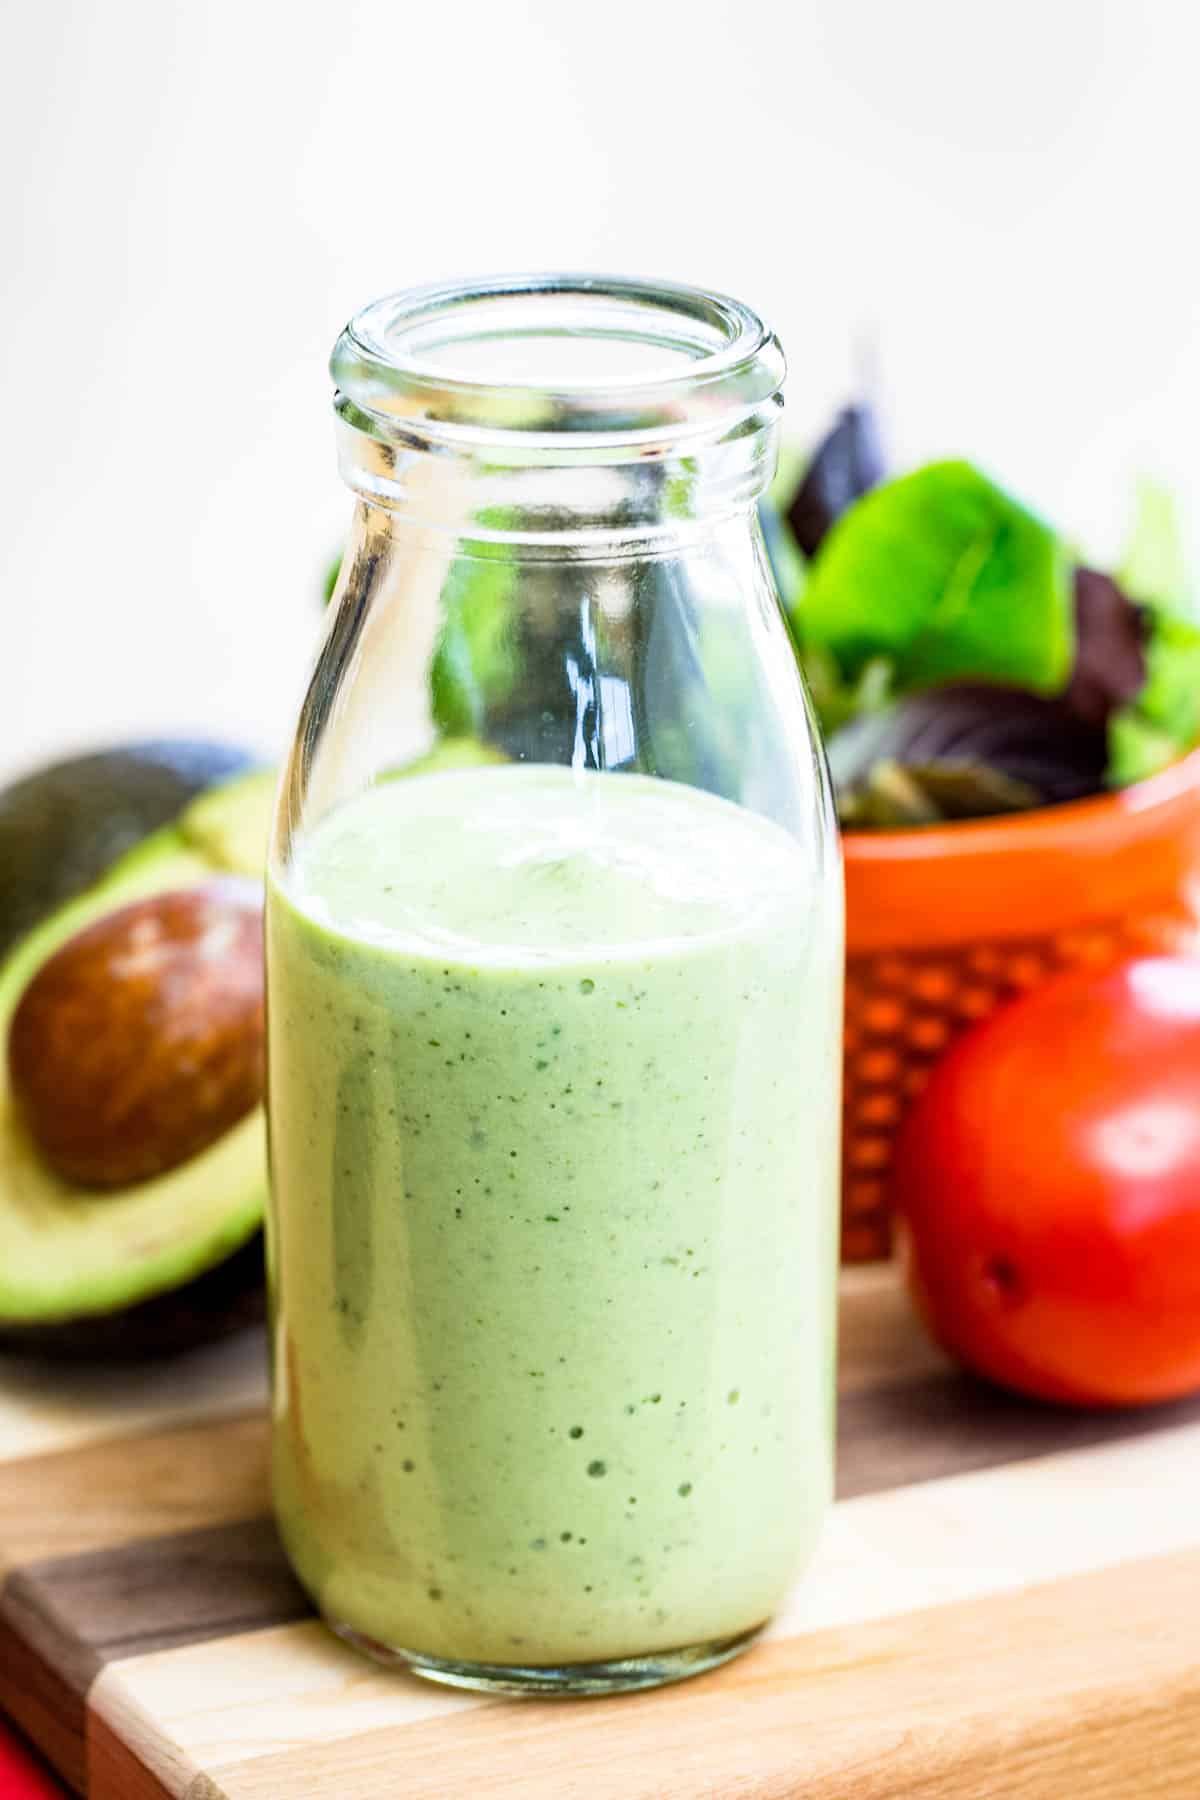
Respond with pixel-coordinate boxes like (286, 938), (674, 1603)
(2, 0), (1197, 783)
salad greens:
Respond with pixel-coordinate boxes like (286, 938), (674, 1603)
(1105, 483), (1200, 787)
(321, 538), (520, 744)
(429, 548), (519, 738)
(1108, 612), (1200, 787)
(768, 407), (1200, 826)
(801, 461), (1073, 698)
(1117, 479), (1194, 618)
(786, 404), (885, 560)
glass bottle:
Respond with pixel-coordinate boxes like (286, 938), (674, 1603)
(265, 275), (843, 1695)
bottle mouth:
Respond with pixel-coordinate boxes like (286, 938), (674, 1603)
(331, 274), (785, 447)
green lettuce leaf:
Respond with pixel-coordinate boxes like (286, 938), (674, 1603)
(322, 541), (520, 742)
(799, 460), (1074, 696)
(1107, 482), (1200, 785)
(1118, 479), (1194, 619)
(430, 549), (519, 738)
(800, 644), (893, 738)
(1107, 609), (1200, 785)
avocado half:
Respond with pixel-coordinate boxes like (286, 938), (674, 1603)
(0, 755), (277, 1358)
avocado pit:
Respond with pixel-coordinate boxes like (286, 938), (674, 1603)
(7, 881), (264, 1188)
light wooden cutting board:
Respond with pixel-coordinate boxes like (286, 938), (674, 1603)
(2, 1265), (1199, 1799)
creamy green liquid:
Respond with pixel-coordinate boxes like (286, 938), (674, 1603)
(266, 766), (840, 1667)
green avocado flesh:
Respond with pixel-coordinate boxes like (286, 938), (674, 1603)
(0, 769), (276, 1331)
(176, 769), (279, 884)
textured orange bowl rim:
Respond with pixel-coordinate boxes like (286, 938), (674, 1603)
(843, 747), (1200, 953)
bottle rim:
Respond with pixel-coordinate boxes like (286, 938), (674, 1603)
(330, 273), (785, 449)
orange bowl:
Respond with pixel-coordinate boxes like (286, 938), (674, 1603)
(840, 748), (1200, 1261)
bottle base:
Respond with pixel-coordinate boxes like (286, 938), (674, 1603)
(329, 1617), (767, 1696)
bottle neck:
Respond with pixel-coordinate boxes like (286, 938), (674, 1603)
(334, 399), (782, 547)
(329, 275), (785, 547)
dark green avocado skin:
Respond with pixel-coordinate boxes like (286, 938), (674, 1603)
(0, 1236), (265, 1359)
(0, 740), (258, 959)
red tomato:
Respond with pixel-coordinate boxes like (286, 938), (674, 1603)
(892, 956), (1200, 1408)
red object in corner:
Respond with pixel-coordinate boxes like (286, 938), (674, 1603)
(0, 1719), (66, 1799)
